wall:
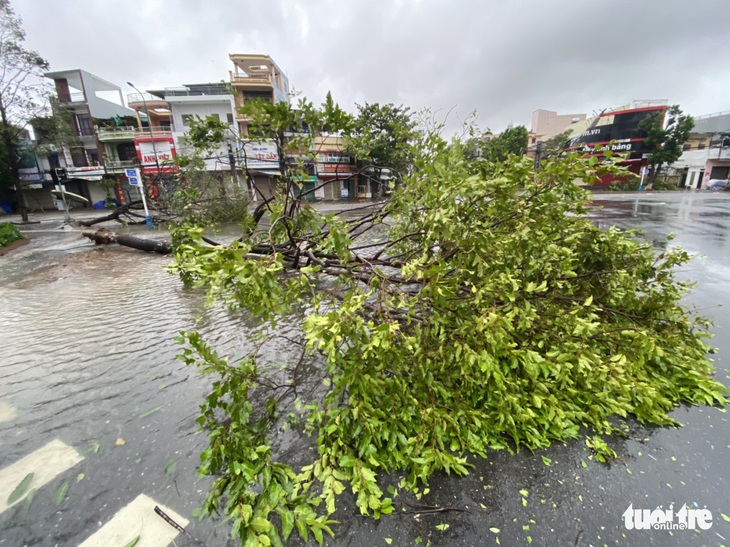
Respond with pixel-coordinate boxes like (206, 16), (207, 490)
(531, 109), (586, 140)
(80, 72), (135, 119)
(168, 96), (237, 172)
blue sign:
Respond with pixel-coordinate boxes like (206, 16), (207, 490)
(125, 168), (138, 178)
(128, 176), (140, 187)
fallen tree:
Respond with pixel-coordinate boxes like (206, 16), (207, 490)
(169, 120), (728, 544)
(81, 227), (171, 254)
(77, 200), (149, 227)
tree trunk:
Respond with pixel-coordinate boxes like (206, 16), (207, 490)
(82, 228), (171, 254)
(77, 200), (145, 226)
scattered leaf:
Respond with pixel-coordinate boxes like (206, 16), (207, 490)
(165, 457), (177, 478)
(116, 438), (126, 446)
(77, 473), (85, 482)
(580, 460), (588, 469)
(85, 441), (101, 455)
(519, 489), (528, 497)
(385, 538), (393, 545)
(123, 535), (140, 547)
(541, 456), (551, 466)
(7, 473), (34, 505)
(721, 513), (730, 522)
(53, 482), (69, 506)
(436, 524), (449, 531)
(139, 406), (162, 418)
(18, 489), (36, 517)
(489, 527), (500, 534)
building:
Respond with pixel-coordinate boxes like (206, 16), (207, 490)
(229, 53), (290, 137)
(562, 100), (668, 185)
(44, 69), (140, 207)
(530, 109), (586, 142)
(671, 111), (730, 189)
(125, 90), (177, 178)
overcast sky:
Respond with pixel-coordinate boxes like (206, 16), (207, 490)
(15, 0), (730, 134)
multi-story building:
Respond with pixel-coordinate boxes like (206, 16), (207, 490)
(229, 53), (289, 136)
(45, 69), (138, 205)
(531, 109), (586, 142)
(563, 100), (668, 186)
(671, 111), (730, 189)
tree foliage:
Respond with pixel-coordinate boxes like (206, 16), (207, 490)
(345, 102), (418, 176)
(480, 125), (529, 163)
(540, 129), (574, 158)
(0, 0), (50, 219)
(638, 105), (694, 182)
(171, 97), (727, 546)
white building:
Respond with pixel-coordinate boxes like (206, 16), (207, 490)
(672, 111), (730, 189)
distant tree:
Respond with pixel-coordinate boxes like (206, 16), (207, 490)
(638, 105), (694, 182)
(540, 129), (574, 157)
(0, 0), (50, 220)
(29, 97), (79, 157)
(345, 102), (418, 196)
(480, 125), (529, 163)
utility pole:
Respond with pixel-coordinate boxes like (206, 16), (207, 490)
(127, 82), (161, 179)
(227, 139), (239, 192)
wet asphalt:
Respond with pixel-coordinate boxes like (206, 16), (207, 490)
(0, 192), (729, 547)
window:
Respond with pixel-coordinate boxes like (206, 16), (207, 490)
(227, 113), (234, 125)
(181, 114), (195, 127)
(698, 143), (706, 150)
(76, 114), (94, 136)
(683, 143), (691, 151)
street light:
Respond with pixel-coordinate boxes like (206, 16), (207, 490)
(127, 82), (162, 177)
(127, 82), (158, 229)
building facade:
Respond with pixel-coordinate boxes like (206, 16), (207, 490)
(44, 69), (140, 207)
(671, 111), (730, 189)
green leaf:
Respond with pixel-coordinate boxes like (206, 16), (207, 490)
(280, 510), (294, 540)
(123, 536), (140, 547)
(339, 455), (355, 467)
(7, 473), (34, 505)
(489, 527), (500, 534)
(251, 517), (271, 533)
(385, 538), (393, 544)
(436, 524), (449, 531)
(139, 406), (162, 418)
(721, 513), (730, 522)
(53, 482), (69, 506)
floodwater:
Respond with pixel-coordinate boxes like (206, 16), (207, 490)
(1, 193), (729, 547)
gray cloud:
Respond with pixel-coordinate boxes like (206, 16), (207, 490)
(15, 0), (730, 133)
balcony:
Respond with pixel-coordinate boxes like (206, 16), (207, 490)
(96, 126), (137, 142)
(127, 93), (168, 109)
(134, 126), (173, 139)
(230, 75), (272, 88)
(105, 159), (140, 172)
(59, 92), (86, 105)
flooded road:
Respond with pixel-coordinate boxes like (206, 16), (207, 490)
(1, 193), (730, 546)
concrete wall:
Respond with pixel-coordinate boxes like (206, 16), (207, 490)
(80, 71), (135, 119)
(531, 109), (586, 140)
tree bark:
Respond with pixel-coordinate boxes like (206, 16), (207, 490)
(82, 228), (171, 254)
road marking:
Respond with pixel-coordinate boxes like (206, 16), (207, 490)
(0, 438), (83, 514)
(77, 494), (189, 547)
(0, 401), (16, 423)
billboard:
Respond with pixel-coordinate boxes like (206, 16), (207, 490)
(566, 105), (667, 162)
(135, 137), (177, 174)
(241, 140), (280, 173)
